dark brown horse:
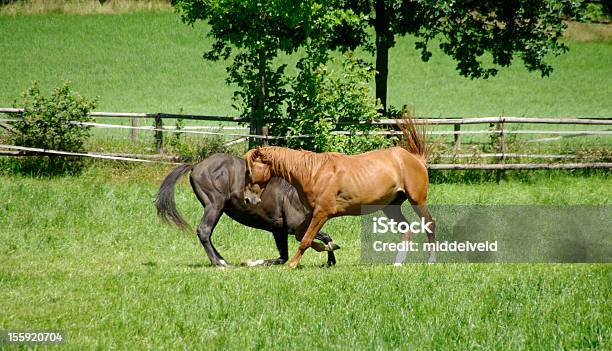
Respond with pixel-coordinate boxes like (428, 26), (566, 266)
(244, 118), (435, 268)
(156, 153), (339, 268)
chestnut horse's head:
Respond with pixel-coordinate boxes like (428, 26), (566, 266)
(244, 148), (272, 205)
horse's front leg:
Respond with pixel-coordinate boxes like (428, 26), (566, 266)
(242, 231), (289, 267)
(288, 211), (329, 269)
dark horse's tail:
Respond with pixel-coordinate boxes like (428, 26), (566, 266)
(156, 164), (193, 231)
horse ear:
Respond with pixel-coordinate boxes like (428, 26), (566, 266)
(250, 147), (268, 163)
(259, 151), (271, 164)
(248, 148), (259, 161)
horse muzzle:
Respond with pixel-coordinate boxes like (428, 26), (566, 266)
(244, 193), (261, 205)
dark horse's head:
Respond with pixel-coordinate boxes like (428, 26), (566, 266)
(244, 148), (272, 205)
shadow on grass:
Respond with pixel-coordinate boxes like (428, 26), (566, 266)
(142, 261), (217, 269)
(185, 263), (207, 269)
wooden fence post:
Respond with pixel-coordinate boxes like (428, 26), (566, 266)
(262, 126), (269, 146)
(496, 120), (506, 182)
(454, 123), (461, 152)
(131, 117), (139, 142)
(155, 114), (163, 154)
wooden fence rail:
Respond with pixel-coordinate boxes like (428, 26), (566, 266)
(0, 108), (247, 122)
(1, 108), (610, 170)
(366, 116), (612, 125)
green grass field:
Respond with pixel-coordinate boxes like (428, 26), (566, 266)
(0, 164), (610, 349)
(0, 7), (611, 350)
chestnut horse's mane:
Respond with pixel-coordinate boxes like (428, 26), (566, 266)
(254, 147), (335, 180)
(396, 107), (428, 163)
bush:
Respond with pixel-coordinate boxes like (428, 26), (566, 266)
(276, 52), (391, 154)
(166, 123), (235, 162)
(581, 2), (609, 22)
(8, 81), (97, 174)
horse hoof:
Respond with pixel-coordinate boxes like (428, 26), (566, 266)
(326, 242), (341, 251)
(393, 262), (403, 267)
(216, 260), (232, 268)
(287, 261), (299, 269)
(242, 259), (265, 267)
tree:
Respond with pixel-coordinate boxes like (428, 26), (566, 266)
(344, 0), (579, 113)
(173, 0), (367, 147)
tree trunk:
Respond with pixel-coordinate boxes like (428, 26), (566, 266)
(375, 0), (390, 115)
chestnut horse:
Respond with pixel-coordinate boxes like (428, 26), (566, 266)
(244, 119), (436, 268)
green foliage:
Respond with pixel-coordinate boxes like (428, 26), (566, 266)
(12, 82), (96, 151)
(169, 117), (184, 148)
(341, 0), (581, 110)
(580, 2), (609, 22)
(225, 51), (288, 124)
(165, 128), (236, 162)
(173, 0), (373, 148)
(191, 134), (234, 161)
(349, 0), (580, 79)
(419, 0), (580, 78)
(279, 51), (390, 153)
(175, 1), (582, 151)
(8, 82), (96, 175)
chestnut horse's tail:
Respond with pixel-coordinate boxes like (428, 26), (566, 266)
(156, 163), (194, 231)
(396, 107), (428, 164)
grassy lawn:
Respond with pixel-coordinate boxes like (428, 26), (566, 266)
(0, 164), (610, 349)
(0, 12), (610, 117)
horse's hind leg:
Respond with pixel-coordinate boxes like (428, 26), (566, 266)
(411, 203), (436, 263)
(196, 204), (230, 267)
(384, 200), (436, 264)
(190, 173), (231, 267)
(383, 204), (413, 265)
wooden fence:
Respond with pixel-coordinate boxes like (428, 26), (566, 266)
(1, 108), (611, 170)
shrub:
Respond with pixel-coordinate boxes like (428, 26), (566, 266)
(166, 129), (235, 162)
(580, 3), (609, 22)
(194, 134), (234, 160)
(276, 52), (391, 153)
(9, 81), (97, 174)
